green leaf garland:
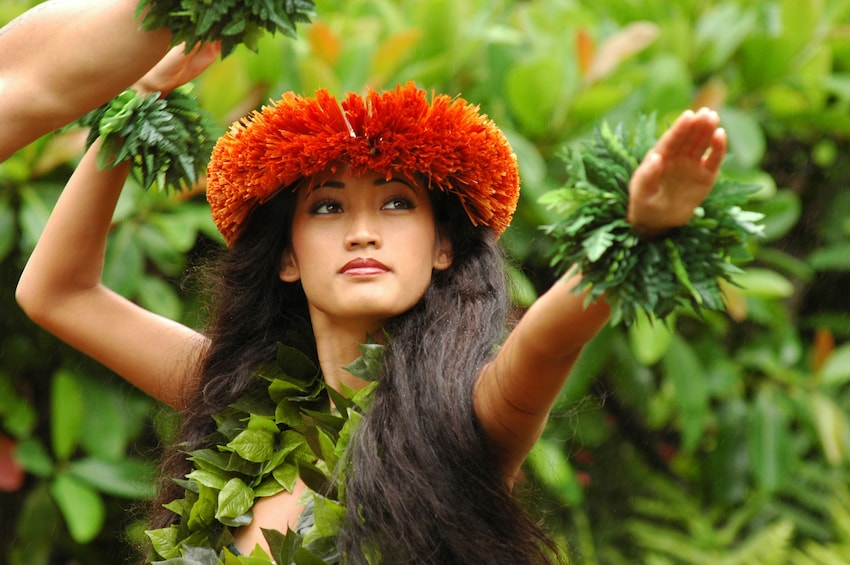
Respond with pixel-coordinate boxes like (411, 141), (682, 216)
(79, 86), (219, 192)
(540, 115), (765, 326)
(145, 341), (380, 564)
(137, 0), (317, 57)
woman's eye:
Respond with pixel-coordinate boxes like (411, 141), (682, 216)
(312, 200), (342, 214)
(382, 197), (414, 210)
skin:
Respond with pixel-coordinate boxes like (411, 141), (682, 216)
(15, 45), (727, 556)
(0, 0), (173, 162)
(280, 168), (453, 392)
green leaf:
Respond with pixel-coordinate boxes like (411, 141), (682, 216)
(146, 525), (180, 560)
(13, 437), (54, 477)
(103, 222), (144, 296)
(50, 369), (85, 461)
(309, 495), (345, 538)
(748, 387), (793, 492)
(732, 268), (794, 299)
(137, 274), (183, 320)
(189, 483), (219, 531)
(17, 185), (61, 254)
(0, 195), (15, 262)
(227, 428), (276, 463)
(525, 437), (582, 506)
(50, 472), (106, 544)
(216, 477), (254, 526)
(67, 457), (157, 499)
(809, 392), (849, 466)
(13, 483), (59, 562)
(628, 311), (674, 366)
(661, 336), (708, 453)
(705, 397), (750, 506)
(819, 344), (850, 387)
(721, 106), (766, 169)
(0, 371), (37, 438)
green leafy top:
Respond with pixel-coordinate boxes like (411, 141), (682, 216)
(137, 0), (317, 57)
(79, 86), (219, 192)
(540, 115), (765, 326)
(145, 341), (381, 565)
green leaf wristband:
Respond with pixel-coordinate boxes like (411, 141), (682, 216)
(78, 85), (219, 192)
(540, 115), (765, 326)
(137, 0), (316, 57)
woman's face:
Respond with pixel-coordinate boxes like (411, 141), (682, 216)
(280, 168), (453, 331)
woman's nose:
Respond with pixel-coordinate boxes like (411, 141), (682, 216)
(344, 213), (381, 249)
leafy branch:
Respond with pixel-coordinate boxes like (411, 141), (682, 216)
(540, 115), (765, 326)
(79, 86), (219, 192)
(137, 0), (316, 57)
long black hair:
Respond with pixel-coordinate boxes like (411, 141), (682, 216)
(148, 183), (561, 564)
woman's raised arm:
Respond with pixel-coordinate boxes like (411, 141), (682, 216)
(475, 108), (728, 478)
(15, 44), (220, 410)
(0, 0), (172, 161)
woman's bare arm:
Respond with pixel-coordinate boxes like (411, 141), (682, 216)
(0, 0), (172, 161)
(475, 108), (728, 477)
(15, 44), (220, 410)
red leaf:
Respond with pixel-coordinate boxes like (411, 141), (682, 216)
(0, 436), (25, 492)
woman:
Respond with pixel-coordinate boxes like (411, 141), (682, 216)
(16, 51), (726, 563)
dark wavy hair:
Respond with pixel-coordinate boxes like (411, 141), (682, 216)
(147, 183), (561, 564)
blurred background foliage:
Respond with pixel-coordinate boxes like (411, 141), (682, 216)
(2, 0), (850, 563)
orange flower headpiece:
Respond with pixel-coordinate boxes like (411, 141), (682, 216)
(206, 82), (520, 247)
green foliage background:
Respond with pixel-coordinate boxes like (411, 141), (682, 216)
(2, 0), (850, 563)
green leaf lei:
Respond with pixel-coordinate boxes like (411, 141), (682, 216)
(145, 341), (383, 565)
(79, 85), (219, 192)
(540, 115), (765, 326)
(137, 0), (316, 57)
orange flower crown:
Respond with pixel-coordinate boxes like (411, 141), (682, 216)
(206, 82), (520, 247)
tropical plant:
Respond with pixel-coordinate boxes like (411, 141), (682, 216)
(2, 0), (850, 563)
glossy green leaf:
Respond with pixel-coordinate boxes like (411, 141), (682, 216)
(216, 477), (254, 525)
(13, 437), (54, 477)
(50, 472), (106, 544)
(819, 344), (850, 387)
(732, 268), (794, 299)
(137, 274), (183, 320)
(0, 371), (37, 438)
(525, 437), (583, 506)
(721, 106), (766, 169)
(505, 55), (568, 135)
(748, 387), (793, 492)
(705, 397), (750, 506)
(809, 392), (849, 466)
(752, 189), (802, 242)
(628, 311), (674, 366)
(17, 185), (61, 254)
(50, 369), (84, 461)
(67, 457), (157, 499)
(0, 195), (15, 262)
(102, 222), (144, 297)
(661, 336), (707, 453)
(12, 483), (58, 564)
(809, 243), (850, 272)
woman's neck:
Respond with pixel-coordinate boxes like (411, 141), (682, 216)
(309, 309), (384, 392)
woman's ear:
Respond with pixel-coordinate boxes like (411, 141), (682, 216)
(433, 236), (453, 271)
(279, 250), (301, 282)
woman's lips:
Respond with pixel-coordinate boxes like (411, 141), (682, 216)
(340, 258), (390, 276)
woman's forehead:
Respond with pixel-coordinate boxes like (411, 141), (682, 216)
(304, 167), (420, 191)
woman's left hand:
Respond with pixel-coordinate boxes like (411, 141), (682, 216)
(133, 41), (221, 97)
(627, 107), (727, 238)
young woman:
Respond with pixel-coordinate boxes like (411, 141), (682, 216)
(16, 48), (726, 564)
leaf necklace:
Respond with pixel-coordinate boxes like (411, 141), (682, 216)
(145, 341), (383, 564)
